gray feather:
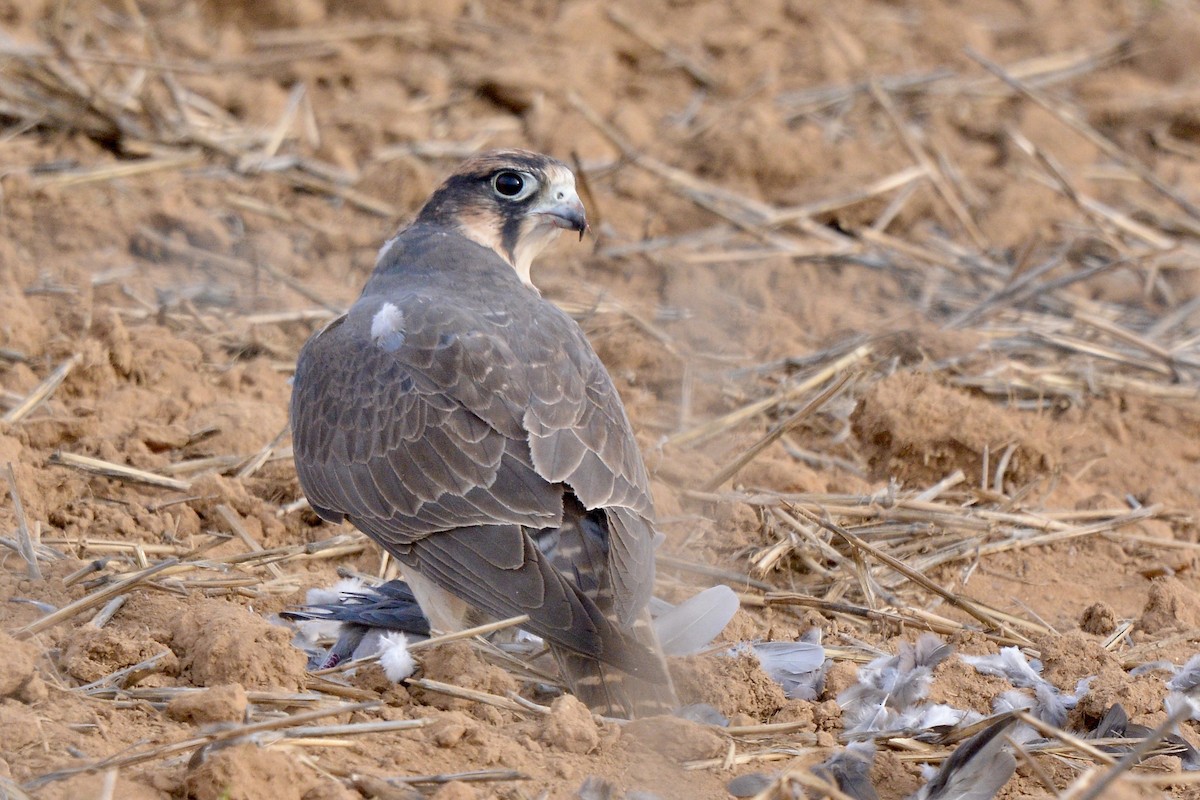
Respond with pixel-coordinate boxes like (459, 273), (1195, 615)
(812, 741), (879, 800)
(961, 648), (1043, 689)
(653, 585), (740, 657)
(744, 641), (828, 700)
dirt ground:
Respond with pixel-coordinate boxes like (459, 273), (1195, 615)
(3, 0), (1200, 798)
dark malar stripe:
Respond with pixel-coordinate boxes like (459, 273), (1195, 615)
(500, 214), (524, 266)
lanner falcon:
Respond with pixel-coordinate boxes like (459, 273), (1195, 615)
(291, 150), (677, 717)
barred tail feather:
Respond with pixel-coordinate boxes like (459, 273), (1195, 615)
(552, 610), (677, 719)
(536, 498), (677, 717)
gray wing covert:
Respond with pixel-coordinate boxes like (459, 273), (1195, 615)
(290, 296), (565, 541)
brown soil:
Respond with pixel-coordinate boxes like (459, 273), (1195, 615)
(2, 0), (1200, 798)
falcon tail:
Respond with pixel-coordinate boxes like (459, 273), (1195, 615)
(388, 518), (676, 718)
(536, 495), (677, 717)
(551, 611), (677, 718)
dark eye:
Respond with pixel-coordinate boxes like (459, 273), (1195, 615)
(493, 171), (525, 197)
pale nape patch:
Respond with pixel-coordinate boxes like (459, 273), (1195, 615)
(454, 206), (507, 269)
(370, 301), (406, 351)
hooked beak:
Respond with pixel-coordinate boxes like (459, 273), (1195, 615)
(531, 190), (588, 241)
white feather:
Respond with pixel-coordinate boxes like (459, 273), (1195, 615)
(369, 301), (406, 352)
(353, 629), (388, 661)
(1163, 654), (1200, 723)
(293, 619), (340, 646)
(917, 704), (976, 730)
(375, 234), (401, 264)
(882, 704), (978, 739)
(993, 689), (1032, 715)
(993, 691), (1039, 744)
(968, 648), (1078, 733)
(843, 701), (893, 738)
(912, 634), (955, 669)
(294, 578), (368, 644)
(380, 632), (416, 682)
(1165, 691), (1200, 722)
(840, 641), (941, 734)
(305, 577), (365, 606)
(961, 648), (1043, 688)
(1033, 682), (1070, 727)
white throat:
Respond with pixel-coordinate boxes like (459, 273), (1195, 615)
(509, 221), (563, 289)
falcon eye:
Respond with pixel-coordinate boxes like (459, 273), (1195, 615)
(491, 171), (534, 200)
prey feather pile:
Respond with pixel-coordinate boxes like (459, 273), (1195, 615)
(731, 635), (1200, 800)
(838, 633), (974, 741)
(281, 580), (1200, 800)
(960, 647), (1082, 740)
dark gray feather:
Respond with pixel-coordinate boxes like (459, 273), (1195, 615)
(913, 716), (1018, 800)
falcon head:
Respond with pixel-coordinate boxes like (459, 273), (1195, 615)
(414, 149), (588, 287)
